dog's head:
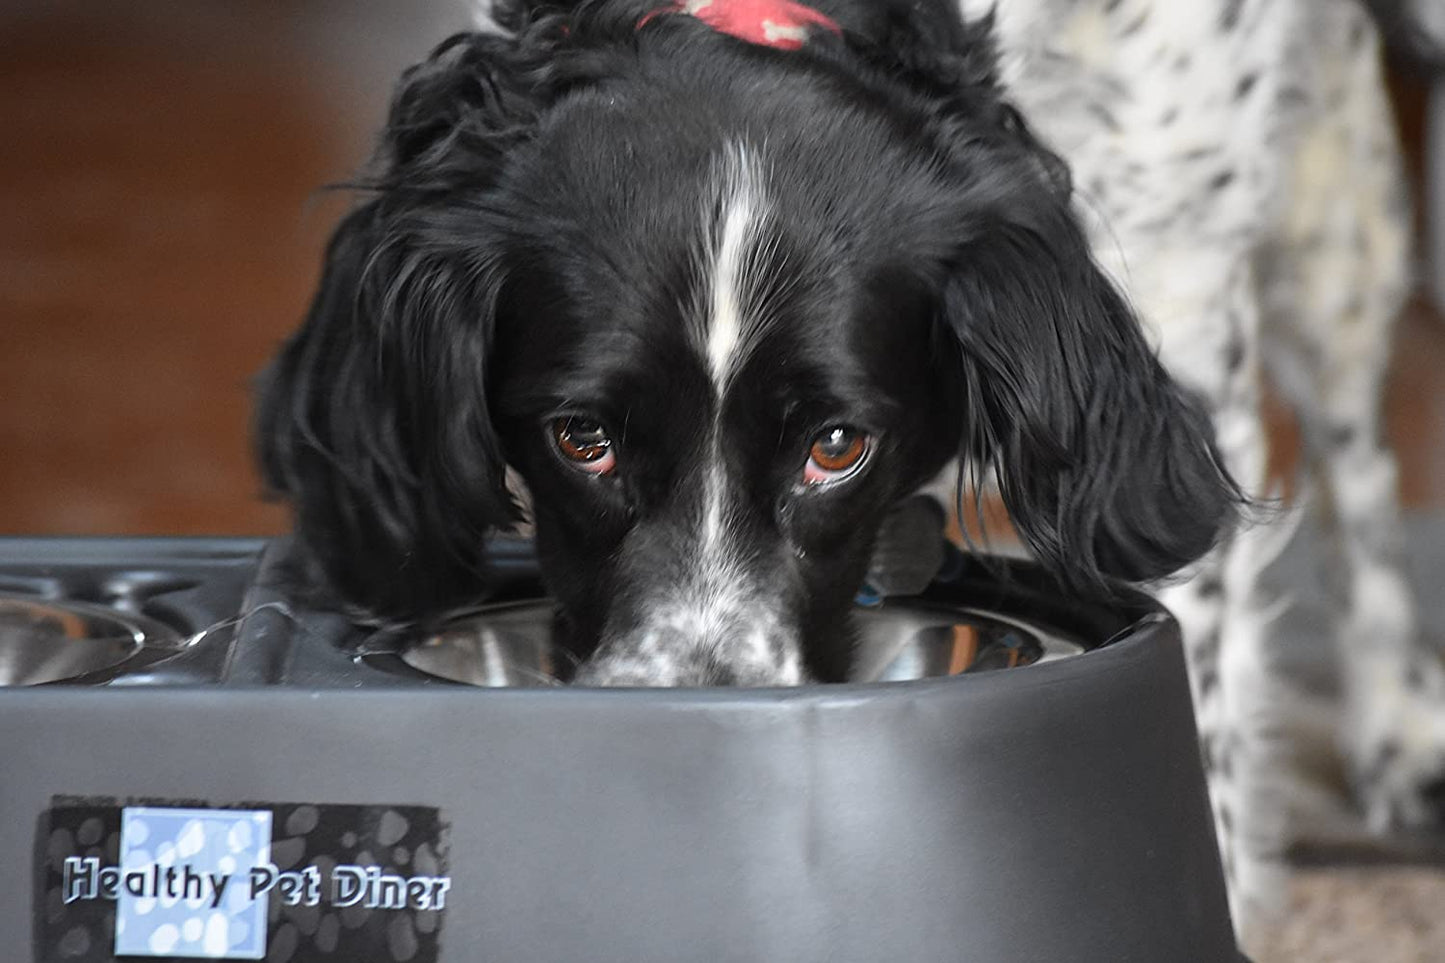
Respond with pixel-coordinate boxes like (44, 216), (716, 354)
(257, 1), (1239, 684)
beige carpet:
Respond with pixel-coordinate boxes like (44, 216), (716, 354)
(1251, 867), (1445, 962)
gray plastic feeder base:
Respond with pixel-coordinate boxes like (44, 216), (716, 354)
(0, 539), (1240, 962)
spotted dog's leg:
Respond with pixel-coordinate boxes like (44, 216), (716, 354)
(1257, 13), (1445, 836)
(1141, 254), (1289, 938)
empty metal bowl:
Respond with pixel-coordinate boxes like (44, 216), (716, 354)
(0, 596), (183, 685)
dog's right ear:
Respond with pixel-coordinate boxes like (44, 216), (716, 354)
(256, 31), (562, 621)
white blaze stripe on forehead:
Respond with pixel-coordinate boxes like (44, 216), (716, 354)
(695, 144), (768, 670)
(704, 144), (768, 392)
(579, 145), (802, 686)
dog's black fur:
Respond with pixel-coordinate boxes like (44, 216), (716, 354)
(257, 0), (1241, 683)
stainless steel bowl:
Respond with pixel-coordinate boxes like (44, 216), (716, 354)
(400, 600), (573, 687)
(0, 596), (184, 685)
(394, 598), (1086, 687)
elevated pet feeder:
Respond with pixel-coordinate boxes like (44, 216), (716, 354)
(0, 537), (1241, 962)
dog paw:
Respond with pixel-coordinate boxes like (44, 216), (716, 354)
(1350, 652), (1445, 835)
(863, 495), (948, 598)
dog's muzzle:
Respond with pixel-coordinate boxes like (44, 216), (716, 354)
(573, 599), (804, 686)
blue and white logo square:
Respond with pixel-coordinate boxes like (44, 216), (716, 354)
(116, 807), (272, 959)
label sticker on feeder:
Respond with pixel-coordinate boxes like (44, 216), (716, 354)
(35, 797), (450, 962)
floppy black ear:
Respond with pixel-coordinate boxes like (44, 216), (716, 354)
(942, 192), (1242, 593)
(255, 31), (559, 620)
(255, 201), (520, 621)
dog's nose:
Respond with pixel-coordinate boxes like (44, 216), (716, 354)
(571, 646), (742, 687)
(572, 658), (738, 688)
(571, 628), (800, 687)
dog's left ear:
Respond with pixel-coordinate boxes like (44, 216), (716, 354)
(940, 150), (1242, 592)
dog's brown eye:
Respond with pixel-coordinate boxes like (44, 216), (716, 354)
(804, 426), (870, 485)
(552, 417), (616, 475)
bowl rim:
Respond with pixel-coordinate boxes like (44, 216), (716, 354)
(353, 553), (1175, 696)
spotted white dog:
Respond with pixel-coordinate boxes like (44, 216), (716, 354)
(950, 0), (1445, 932)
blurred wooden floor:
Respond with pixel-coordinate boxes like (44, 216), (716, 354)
(2, 3), (1444, 536)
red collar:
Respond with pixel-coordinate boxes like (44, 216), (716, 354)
(641, 0), (842, 50)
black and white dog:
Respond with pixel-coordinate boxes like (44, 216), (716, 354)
(257, 0), (1442, 936)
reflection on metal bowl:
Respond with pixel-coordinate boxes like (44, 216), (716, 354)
(0, 596), (183, 686)
(394, 598), (1086, 688)
(851, 602), (1085, 682)
(400, 601), (574, 687)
